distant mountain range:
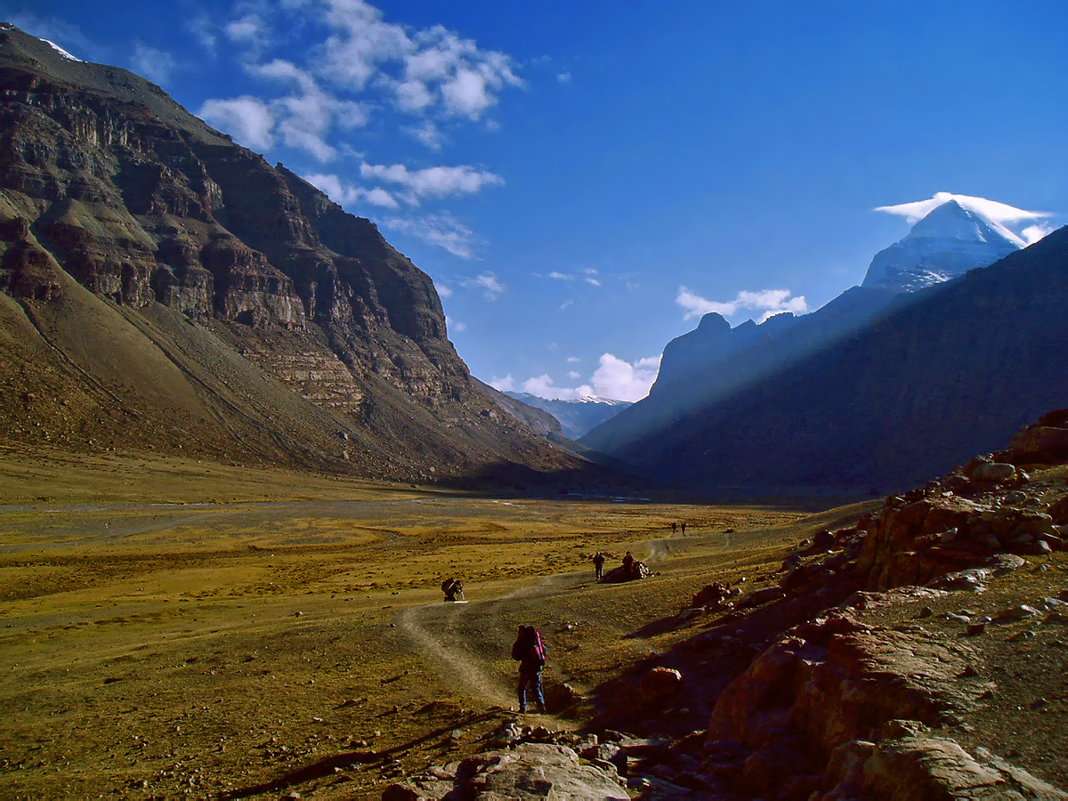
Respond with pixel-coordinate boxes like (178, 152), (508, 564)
(582, 199), (1068, 493)
(0, 24), (597, 489)
(504, 392), (631, 440)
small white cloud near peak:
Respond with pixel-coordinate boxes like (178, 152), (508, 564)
(521, 374), (594, 401)
(592, 353), (660, 402)
(677, 286), (807, 321)
(490, 374), (515, 392)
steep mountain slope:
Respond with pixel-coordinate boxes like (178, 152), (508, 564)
(504, 392), (630, 440)
(586, 228), (1068, 493)
(0, 24), (584, 484)
(862, 199), (1022, 291)
(583, 285), (901, 456)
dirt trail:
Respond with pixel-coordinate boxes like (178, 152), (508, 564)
(394, 529), (691, 711)
(395, 572), (587, 710)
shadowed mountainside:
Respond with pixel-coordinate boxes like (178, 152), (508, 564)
(584, 228), (1068, 494)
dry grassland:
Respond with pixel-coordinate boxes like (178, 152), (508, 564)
(0, 447), (848, 799)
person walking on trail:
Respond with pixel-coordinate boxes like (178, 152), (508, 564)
(672, 522), (677, 533)
(622, 551), (634, 576)
(681, 522), (687, 534)
(592, 551), (605, 580)
(511, 625), (548, 713)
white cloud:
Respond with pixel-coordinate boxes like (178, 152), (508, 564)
(199, 96), (275, 151)
(1021, 224), (1054, 245)
(360, 162), (503, 200)
(225, 13), (267, 46)
(436, 283), (452, 298)
(200, 1), (525, 164)
(490, 374), (515, 392)
(557, 72), (572, 84)
(273, 0), (521, 122)
(875, 191), (1053, 247)
(544, 269), (602, 287)
(521, 374), (594, 401)
(363, 187), (399, 207)
(465, 272), (504, 300)
(566, 356), (580, 364)
(559, 299), (575, 310)
(131, 43), (177, 84)
(404, 121), (445, 150)
(304, 172), (399, 209)
(382, 213), (481, 259)
(244, 59), (371, 161)
(444, 315), (466, 333)
(676, 286), (808, 321)
(513, 353), (660, 403)
(187, 16), (218, 54)
(591, 353), (660, 402)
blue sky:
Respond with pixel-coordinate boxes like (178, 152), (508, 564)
(7, 1), (1067, 400)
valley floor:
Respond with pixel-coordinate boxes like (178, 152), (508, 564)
(0, 449), (815, 799)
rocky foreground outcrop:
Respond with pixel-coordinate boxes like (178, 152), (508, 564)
(388, 413), (1068, 799)
(0, 24), (585, 484)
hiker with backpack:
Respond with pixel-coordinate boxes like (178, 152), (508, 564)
(511, 625), (547, 713)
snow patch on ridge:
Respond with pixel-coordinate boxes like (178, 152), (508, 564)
(40, 38), (83, 62)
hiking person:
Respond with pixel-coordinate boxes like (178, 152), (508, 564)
(622, 551), (634, 577)
(592, 551), (605, 580)
(681, 522), (687, 534)
(672, 522), (677, 533)
(441, 577), (464, 602)
(511, 625), (547, 713)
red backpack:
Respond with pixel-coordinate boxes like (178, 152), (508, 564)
(528, 626), (546, 665)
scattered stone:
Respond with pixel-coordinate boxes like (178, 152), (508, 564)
(965, 622), (986, 636)
(637, 667), (684, 705)
(996, 604), (1038, 622)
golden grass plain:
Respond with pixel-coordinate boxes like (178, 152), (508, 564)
(0, 446), (863, 799)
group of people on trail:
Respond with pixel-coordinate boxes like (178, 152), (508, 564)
(670, 521), (687, 534)
(590, 549), (648, 580)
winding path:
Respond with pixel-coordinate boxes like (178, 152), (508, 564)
(393, 533), (688, 709)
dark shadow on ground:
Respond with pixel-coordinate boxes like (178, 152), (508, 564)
(220, 710), (500, 799)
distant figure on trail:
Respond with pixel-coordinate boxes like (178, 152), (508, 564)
(672, 522), (677, 533)
(622, 551), (635, 578)
(511, 625), (547, 713)
(441, 577), (464, 602)
(681, 522), (687, 534)
(592, 551), (606, 580)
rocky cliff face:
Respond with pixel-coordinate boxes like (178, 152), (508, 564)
(0, 24), (583, 483)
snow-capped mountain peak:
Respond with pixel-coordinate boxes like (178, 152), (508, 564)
(862, 194), (1048, 292)
(909, 199), (1025, 247)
